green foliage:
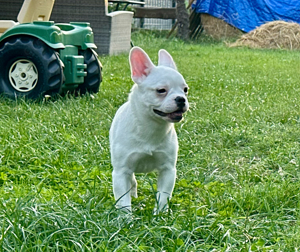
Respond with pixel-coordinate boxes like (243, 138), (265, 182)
(1, 31), (300, 251)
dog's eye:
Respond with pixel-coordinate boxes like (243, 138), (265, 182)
(184, 87), (189, 93)
(157, 88), (167, 94)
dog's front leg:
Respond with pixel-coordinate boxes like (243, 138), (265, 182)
(155, 168), (176, 213)
(112, 170), (133, 212)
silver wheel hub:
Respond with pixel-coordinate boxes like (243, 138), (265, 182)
(9, 59), (38, 92)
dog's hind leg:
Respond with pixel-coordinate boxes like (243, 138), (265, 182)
(131, 174), (138, 198)
(112, 170), (132, 212)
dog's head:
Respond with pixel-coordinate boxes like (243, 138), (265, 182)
(129, 47), (189, 123)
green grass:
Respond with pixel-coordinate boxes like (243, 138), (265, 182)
(1, 31), (300, 251)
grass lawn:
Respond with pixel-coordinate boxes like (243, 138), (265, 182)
(1, 31), (300, 251)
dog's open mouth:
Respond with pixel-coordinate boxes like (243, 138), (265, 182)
(153, 109), (184, 122)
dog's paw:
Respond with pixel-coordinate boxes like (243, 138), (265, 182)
(131, 189), (138, 198)
(153, 204), (169, 216)
(115, 210), (134, 223)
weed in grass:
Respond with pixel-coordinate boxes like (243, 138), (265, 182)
(1, 32), (300, 251)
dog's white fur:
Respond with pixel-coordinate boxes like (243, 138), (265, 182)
(109, 47), (189, 213)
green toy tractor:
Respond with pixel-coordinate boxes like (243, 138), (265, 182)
(0, 0), (102, 100)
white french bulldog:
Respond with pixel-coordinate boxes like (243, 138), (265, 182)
(109, 46), (189, 213)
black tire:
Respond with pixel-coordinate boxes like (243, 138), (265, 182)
(0, 36), (64, 100)
(77, 49), (102, 94)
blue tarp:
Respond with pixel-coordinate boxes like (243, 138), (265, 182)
(192, 0), (300, 32)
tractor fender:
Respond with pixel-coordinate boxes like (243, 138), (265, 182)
(0, 22), (65, 50)
(0, 21), (97, 51)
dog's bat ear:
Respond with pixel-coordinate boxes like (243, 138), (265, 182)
(129, 47), (155, 84)
(158, 49), (177, 70)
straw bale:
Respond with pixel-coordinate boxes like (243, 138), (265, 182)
(230, 21), (300, 50)
(201, 14), (243, 40)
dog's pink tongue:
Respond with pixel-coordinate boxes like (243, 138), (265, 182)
(168, 111), (183, 122)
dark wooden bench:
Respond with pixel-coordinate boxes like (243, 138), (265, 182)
(133, 7), (176, 19)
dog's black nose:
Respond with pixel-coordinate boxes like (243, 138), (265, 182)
(175, 96), (186, 109)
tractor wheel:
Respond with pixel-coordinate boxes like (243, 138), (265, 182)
(77, 49), (102, 94)
(0, 36), (64, 100)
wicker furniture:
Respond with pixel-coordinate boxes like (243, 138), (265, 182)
(0, 0), (24, 21)
(51, 0), (133, 55)
(0, 0), (54, 34)
(0, 0), (133, 55)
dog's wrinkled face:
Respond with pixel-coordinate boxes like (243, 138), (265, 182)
(139, 67), (189, 123)
(130, 48), (189, 123)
